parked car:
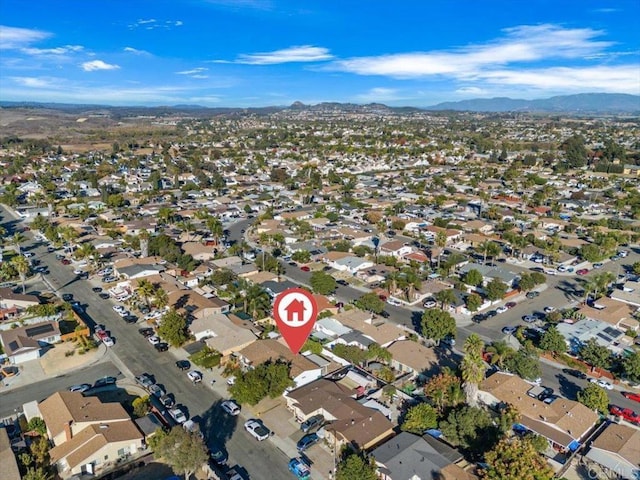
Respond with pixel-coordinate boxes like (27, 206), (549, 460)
(300, 266), (310, 272)
(62, 293), (73, 301)
(138, 328), (154, 337)
(99, 292), (110, 299)
(154, 342), (169, 352)
(92, 287), (102, 293)
(336, 279), (348, 286)
(543, 306), (556, 314)
(102, 336), (115, 347)
(187, 370), (203, 383)
(423, 299), (437, 309)
(113, 305), (126, 313)
(593, 262), (604, 269)
(609, 405), (640, 425)
(589, 378), (614, 390)
(526, 291), (540, 299)
(288, 457), (311, 480)
(296, 433), (319, 452)
(622, 391), (640, 403)
(209, 443), (228, 466)
(472, 313), (487, 323)
(176, 360), (191, 371)
(122, 314), (138, 324)
(135, 373), (155, 388)
(505, 301), (517, 309)
(502, 326), (517, 335)
(160, 394), (175, 409)
(148, 335), (161, 345)
(169, 407), (187, 424)
(68, 383), (92, 393)
(227, 375), (236, 386)
(387, 298), (401, 306)
(149, 384), (165, 397)
(94, 376), (117, 388)
(221, 400), (241, 416)
(300, 414), (324, 433)
(496, 306), (508, 314)
(562, 368), (587, 380)
(244, 419), (271, 441)
(576, 269), (589, 275)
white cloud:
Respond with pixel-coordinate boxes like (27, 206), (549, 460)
(22, 45), (83, 55)
(455, 86), (488, 95)
(0, 25), (51, 49)
(191, 74), (209, 79)
(176, 67), (208, 75)
(175, 21), (184, 26)
(9, 76), (56, 88)
(81, 60), (120, 71)
(235, 45), (333, 64)
(124, 46), (151, 55)
(355, 87), (405, 103)
(331, 24), (615, 78)
(478, 65), (640, 93)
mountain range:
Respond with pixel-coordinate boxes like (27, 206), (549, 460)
(1, 93), (638, 115)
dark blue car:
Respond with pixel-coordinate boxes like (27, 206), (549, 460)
(296, 433), (319, 452)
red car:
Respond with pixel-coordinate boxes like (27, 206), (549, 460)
(300, 266), (310, 272)
(505, 302), (517, 309)
(576, 269), (589, 275)
(609, 405), (640, 425)
(622, 391), (640, 403)
(61, 258), (71, 265)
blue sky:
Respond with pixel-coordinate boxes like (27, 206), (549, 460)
(1, 0), (638, 107)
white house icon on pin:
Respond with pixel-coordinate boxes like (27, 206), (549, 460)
(283, 299), (306, 325)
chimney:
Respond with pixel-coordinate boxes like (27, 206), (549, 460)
(64, 421), (73, 442)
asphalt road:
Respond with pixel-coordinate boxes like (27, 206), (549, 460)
(0, 205), (292, 480)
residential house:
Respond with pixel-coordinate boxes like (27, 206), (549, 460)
(0, 288), (40, 311)
(0, 321), (61, 364)
(331, 256), (375, 274)
(236, 339), (323, 388)
(167, 290), (230, 318)
(198, 314), (258, 359)
(610, 280), (640, 307)
(372, 431), (476, 480)
(333, 310), (404, 348)
(461, 219), (493, 235)
(379, 240), (413, 259)
(115, 263), (165, 280)
(577, 297), (638, 333)
(458, 263), (519, 289)
(387, 340), (440, 380)
(557, 319), (630, 356)
(261, 280), (299, 300)
(182, 242), (216, 261)
(584, 423), (640, 480)
(0, 427), (21, 480)
(479, 372), (599, 452)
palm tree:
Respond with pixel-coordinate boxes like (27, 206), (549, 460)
(435, 288), (456, 310)
(157, 207), (175, 226)
(178, 220), (195, 241)
(58, 226), (79, 253)
(154, 288), (169, 310)
(460, 334), (485, 407)
(206, 216), (223, 245)
(435, 231), (447, 269)
(75, 242), (97, 266)
(11, 255), (30, 294)
(11, 232), (25, 255)
(593, 271), (615, 299)
(136, 279), (156, 309)
(485, 340), (515, 370)
(244, 284), (271, 320)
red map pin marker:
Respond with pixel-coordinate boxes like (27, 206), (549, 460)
(273, 288), (318, 355)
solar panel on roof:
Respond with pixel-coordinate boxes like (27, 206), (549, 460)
(25, 323), (55, 337)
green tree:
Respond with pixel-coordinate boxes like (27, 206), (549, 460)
(504, 349), (541, 381)
(439, 405), (493, 451)
(423, 370), (464, 411)
(291, 250), (311, 263)
(22, 467), (51, 480)
(229, 361), (293, 405)
(26, 417), (47, 436)
(517, 273), (536, 292)
(539, 326), (567, 354)
(577, 383), (609, 414)
(157, 309), (189, 347)
(400, 403), (438, 434)
(136, 278), (156, 309)
(310, 271), (337, 295)
(332, 344), (370, 366)
(463, 269), (483, 287)
(622, 351), (640, 382)
(336, 452), (377, 480)
(481, 437), (554, 480)
(461, 334), (485, 406)
(355, 293), (385, 314)
(435, 288), (456, 309)
(485, 341), (515, 370)
(301, 339), (323, 355)
(421, 309), (456, 344)
(465, 293), (483, 312)
(578, 338), (611, 371)
(154, 426), (208, 480)
(485, 278), (508, 301)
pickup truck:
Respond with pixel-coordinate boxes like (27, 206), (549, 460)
(610, 405), (640, 425)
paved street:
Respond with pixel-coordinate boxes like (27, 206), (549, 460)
(0, 205), (293, 480)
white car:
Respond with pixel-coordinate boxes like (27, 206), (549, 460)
(145, 311), (163, 320)
(496, 306), (508, 314)
(244, 419), (271, 441)
(102, 336), (114, 347)
(149, 384), (165, 397)
(23, 252), (35, 258)
(169, 407), (187, 424)
(187, 370), (203, 383)
(543, 306), (556, 314)
(148, 335), (161, 345)
(112, 305), (126, 313)
(589, 378), (614, 390)
(387, 298), (402, 306)
(227, 375), (236, 386)
(221, 400), (241, 416)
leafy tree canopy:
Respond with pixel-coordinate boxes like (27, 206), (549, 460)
(310, 271), (337, 295)
(401, 403), (438, 434)
(336, 452), (378, 480)
(577, 383), (609, 414)
(157, 309), (190, 347)
(355, 293), (385, 314)
(229, 360), (294, 405)
(421, 309), (456, 344)
(481, 437), (554, 480)
(154, 426), (208, 480)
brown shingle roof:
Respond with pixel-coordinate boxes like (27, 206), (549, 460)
(39, 392), (130, 441)
(387, 340), (439, 372)
(590, 422), (640, 464)
(238, 339), (318, 378)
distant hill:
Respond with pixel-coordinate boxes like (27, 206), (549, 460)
(427, 93), (640, 113)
